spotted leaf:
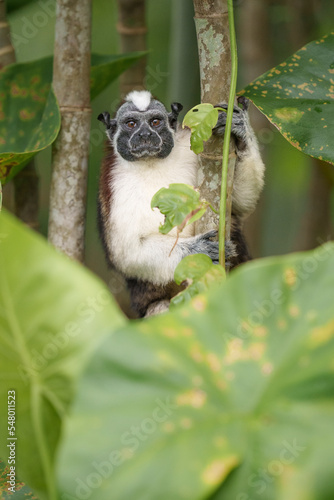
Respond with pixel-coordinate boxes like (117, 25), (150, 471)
(0, 56), (60, 183)
(57, 243), (334, 500)
(241, 32), (334, 165)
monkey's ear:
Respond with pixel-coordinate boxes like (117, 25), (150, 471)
(97, 111), (111, 128)
(98, 112), (117, 139)
(168, 102), (183, 130)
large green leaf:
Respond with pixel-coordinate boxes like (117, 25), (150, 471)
(0, 51), (145, 183)
(241, 32), (334, 165)
(0, 57), (60, 183)
(57, 244), (334, 499)
(0, 211), (125, 500)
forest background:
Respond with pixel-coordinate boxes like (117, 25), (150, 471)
(3, 0), (334, 306)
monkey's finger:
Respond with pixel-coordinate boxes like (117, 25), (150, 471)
(214, 103), (243, 114)
(237, 96), (250, 111)
(202, 229), (218, 240)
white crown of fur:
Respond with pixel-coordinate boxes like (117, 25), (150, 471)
(125, 90), (152, 111)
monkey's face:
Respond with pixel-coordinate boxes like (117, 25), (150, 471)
(115, 109), (175, 162)
(98, 93), (183, 163)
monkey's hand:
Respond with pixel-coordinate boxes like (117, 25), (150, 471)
(212, 96), (250, 150)
(190, 230), (236, 266)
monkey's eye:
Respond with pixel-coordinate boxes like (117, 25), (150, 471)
(126, 120), (137, 129)
(151, 118), (161, 127)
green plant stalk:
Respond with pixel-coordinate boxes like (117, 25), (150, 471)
(218, 0), (238, 268)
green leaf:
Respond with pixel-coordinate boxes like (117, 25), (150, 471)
(0, 56), (60, 183)
(57, 243), (334, 500)
(171, 254), (226, 308)
(182, 103), (220, 154)
(151, 183), (208, 234)
(0, 52), (146, 183)
(241, 32), (334, 165)
(0, 211), (125, 500)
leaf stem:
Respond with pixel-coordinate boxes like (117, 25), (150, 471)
(218, 0), (238, 268)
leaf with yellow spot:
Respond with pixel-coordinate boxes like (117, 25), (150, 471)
(58, 242), (334, 500)
(202, 456), (239, 486)
(240, 32), (334, 165)
(0, 57), (60, 183)
(309, 319), (334, 348)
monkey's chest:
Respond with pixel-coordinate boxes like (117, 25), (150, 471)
(110, 167), (195, 237)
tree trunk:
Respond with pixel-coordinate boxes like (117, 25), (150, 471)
(116, 0), (147, 97)
(193, 0), (235, 235)
(0, 0), (39, 229)
(48, 0), (92, 262)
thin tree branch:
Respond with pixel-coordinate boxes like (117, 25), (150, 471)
(48, 0), (92, 261)
(218, 0), (237, 266)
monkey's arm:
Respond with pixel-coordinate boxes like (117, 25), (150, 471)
(108, 229), (234, 286)
(213, 98), (265, 217)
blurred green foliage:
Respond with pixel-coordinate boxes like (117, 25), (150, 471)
(58, 238), (334, 500)
(0, 210), (125, 498)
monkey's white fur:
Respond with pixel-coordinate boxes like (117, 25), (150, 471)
(232, 114), (264, 216)
(126, 90), (152, 111)
(107, 129), (197, 284)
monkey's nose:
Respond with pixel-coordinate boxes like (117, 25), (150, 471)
(138, 131), (152, 139)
